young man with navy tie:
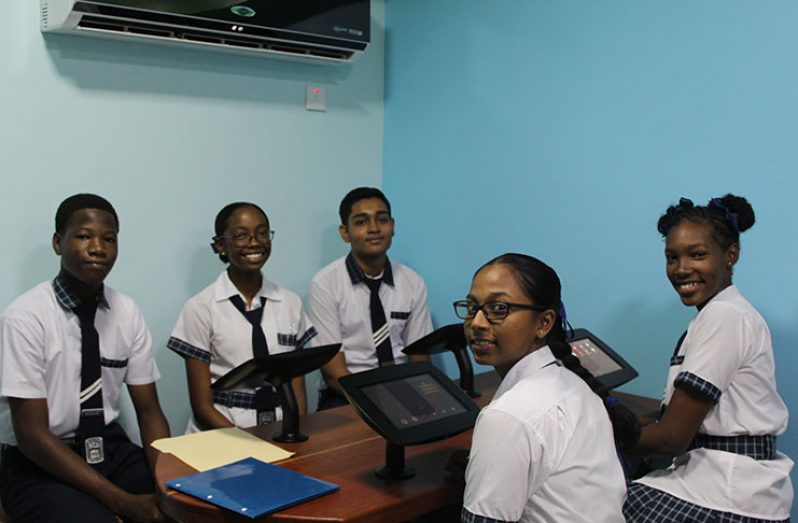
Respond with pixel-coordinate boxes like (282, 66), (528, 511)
(0, 194), (170, 522)
(309, 187), (433, 410)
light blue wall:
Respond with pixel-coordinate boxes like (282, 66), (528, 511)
(384, 1), (798, 513)
(0, 1), (385, 435)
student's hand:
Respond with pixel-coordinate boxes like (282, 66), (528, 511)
(114, 493), (164, 522)
(446, 449), (469, 488)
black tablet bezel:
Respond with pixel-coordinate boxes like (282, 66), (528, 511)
(211, 343), (341, 391)
(339, 362), (480, 447)
(401, 323), (465, 355)
(567, 328), (638, 389)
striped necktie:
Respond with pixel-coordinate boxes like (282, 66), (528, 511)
(365, 278), (394, 366)
(74, 300), (105, 464)
(229, 295), (278, 423)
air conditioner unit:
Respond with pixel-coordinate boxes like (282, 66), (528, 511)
(41, 0), (370, 64)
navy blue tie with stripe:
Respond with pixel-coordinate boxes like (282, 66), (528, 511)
(229, 295), (278, 423)
(365, 278), (394, 366)
(74, 300), (105, 464)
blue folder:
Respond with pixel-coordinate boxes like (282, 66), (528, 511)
(165, 457), (340, 519)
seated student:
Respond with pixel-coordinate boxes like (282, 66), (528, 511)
(455, 253), (637, 523)
(168, 202), (316, 432)
(308, 187), (433, 410)
(0, 194), (170, 523)
(624, 195), (793, 522)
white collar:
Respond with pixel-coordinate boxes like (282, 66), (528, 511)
(212, 270), (282, 304)
(494, 345), (558, 400)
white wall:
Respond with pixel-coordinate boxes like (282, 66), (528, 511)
(0, 1), (385, 436)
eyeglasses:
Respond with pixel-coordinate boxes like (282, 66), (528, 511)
(220, 229), (275, 246)
(452, 299), (549, 323)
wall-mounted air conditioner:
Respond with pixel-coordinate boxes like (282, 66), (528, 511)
(41, 0), (370, 64)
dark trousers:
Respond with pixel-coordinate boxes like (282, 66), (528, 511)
(317, 388), (349, 411)
(0, 423), (154, 523)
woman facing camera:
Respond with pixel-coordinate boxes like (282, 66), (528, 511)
(625, 195), (793, 522)
(454, 253), (637, 523)
(168, 202), (317, 433)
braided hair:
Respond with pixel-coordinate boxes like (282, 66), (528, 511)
(479, 253), (640, 449)
(656, 194), (755, 248)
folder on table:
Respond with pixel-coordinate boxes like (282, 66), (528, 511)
(165, 457), (339, 519)
(152, 427), (293, 471)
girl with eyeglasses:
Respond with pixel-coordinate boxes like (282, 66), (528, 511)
(624, 195), (793, 522)
(455, 253), (638, 523)
(167, 202), (317, 433)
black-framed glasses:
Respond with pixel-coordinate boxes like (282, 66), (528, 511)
(219, 229), (275, 246)
(452, 299), (549, 323)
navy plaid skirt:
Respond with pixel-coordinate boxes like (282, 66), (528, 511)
(624, 483), (790, 523)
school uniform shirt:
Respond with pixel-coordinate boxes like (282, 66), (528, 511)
(168, 270), (317, 432)
(463, 346), (626, 523)
(633, 285), (793, 520)
(308, 254), (433, 377)
(0, 277), (160, 446)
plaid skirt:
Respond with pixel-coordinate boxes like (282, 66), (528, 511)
(624, 483), (790, 523)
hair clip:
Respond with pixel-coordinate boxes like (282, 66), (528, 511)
(708, 198), (739, 232)
(558, 301), (574, 339)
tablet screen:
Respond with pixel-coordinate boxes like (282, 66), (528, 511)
(569, 337), (623, 377)
(360, 373), (468, 429)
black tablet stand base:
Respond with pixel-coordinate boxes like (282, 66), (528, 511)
(375, 441), (415, 480)
(272, 381), (309, 443)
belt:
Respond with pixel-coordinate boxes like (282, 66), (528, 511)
(688, 433), (776, 460)
(212, 389), (279, 411)
(213, 389), (258, 409)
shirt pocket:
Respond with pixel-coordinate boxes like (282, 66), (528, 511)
(388, 311), (410, 345)
(100, 358), (129, 404)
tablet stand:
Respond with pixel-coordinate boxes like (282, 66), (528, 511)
(339, 362), (480, 482)
(211, 343), (342, 443)
(273, 380), (305, 443)
(403, 323), (481, 398)
(375, 441), (415, 480)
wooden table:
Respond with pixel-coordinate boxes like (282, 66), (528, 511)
(155, 373), (659, 523)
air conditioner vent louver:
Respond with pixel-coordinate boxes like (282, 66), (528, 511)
(73, 16), (355, 62)
(42, 0), (368, 64)
(224, 39), (261, 50)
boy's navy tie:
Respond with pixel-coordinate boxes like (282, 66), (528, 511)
(74, 300), (105, 464)
(365, 278), (394, 366)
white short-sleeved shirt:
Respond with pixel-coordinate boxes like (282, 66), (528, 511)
(308, 254), (432, 378)
(0, 278), (160, 445)
(168, 270), (316, 432)
(635, 285), (794, 519)
(463, 347), (626, 523)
